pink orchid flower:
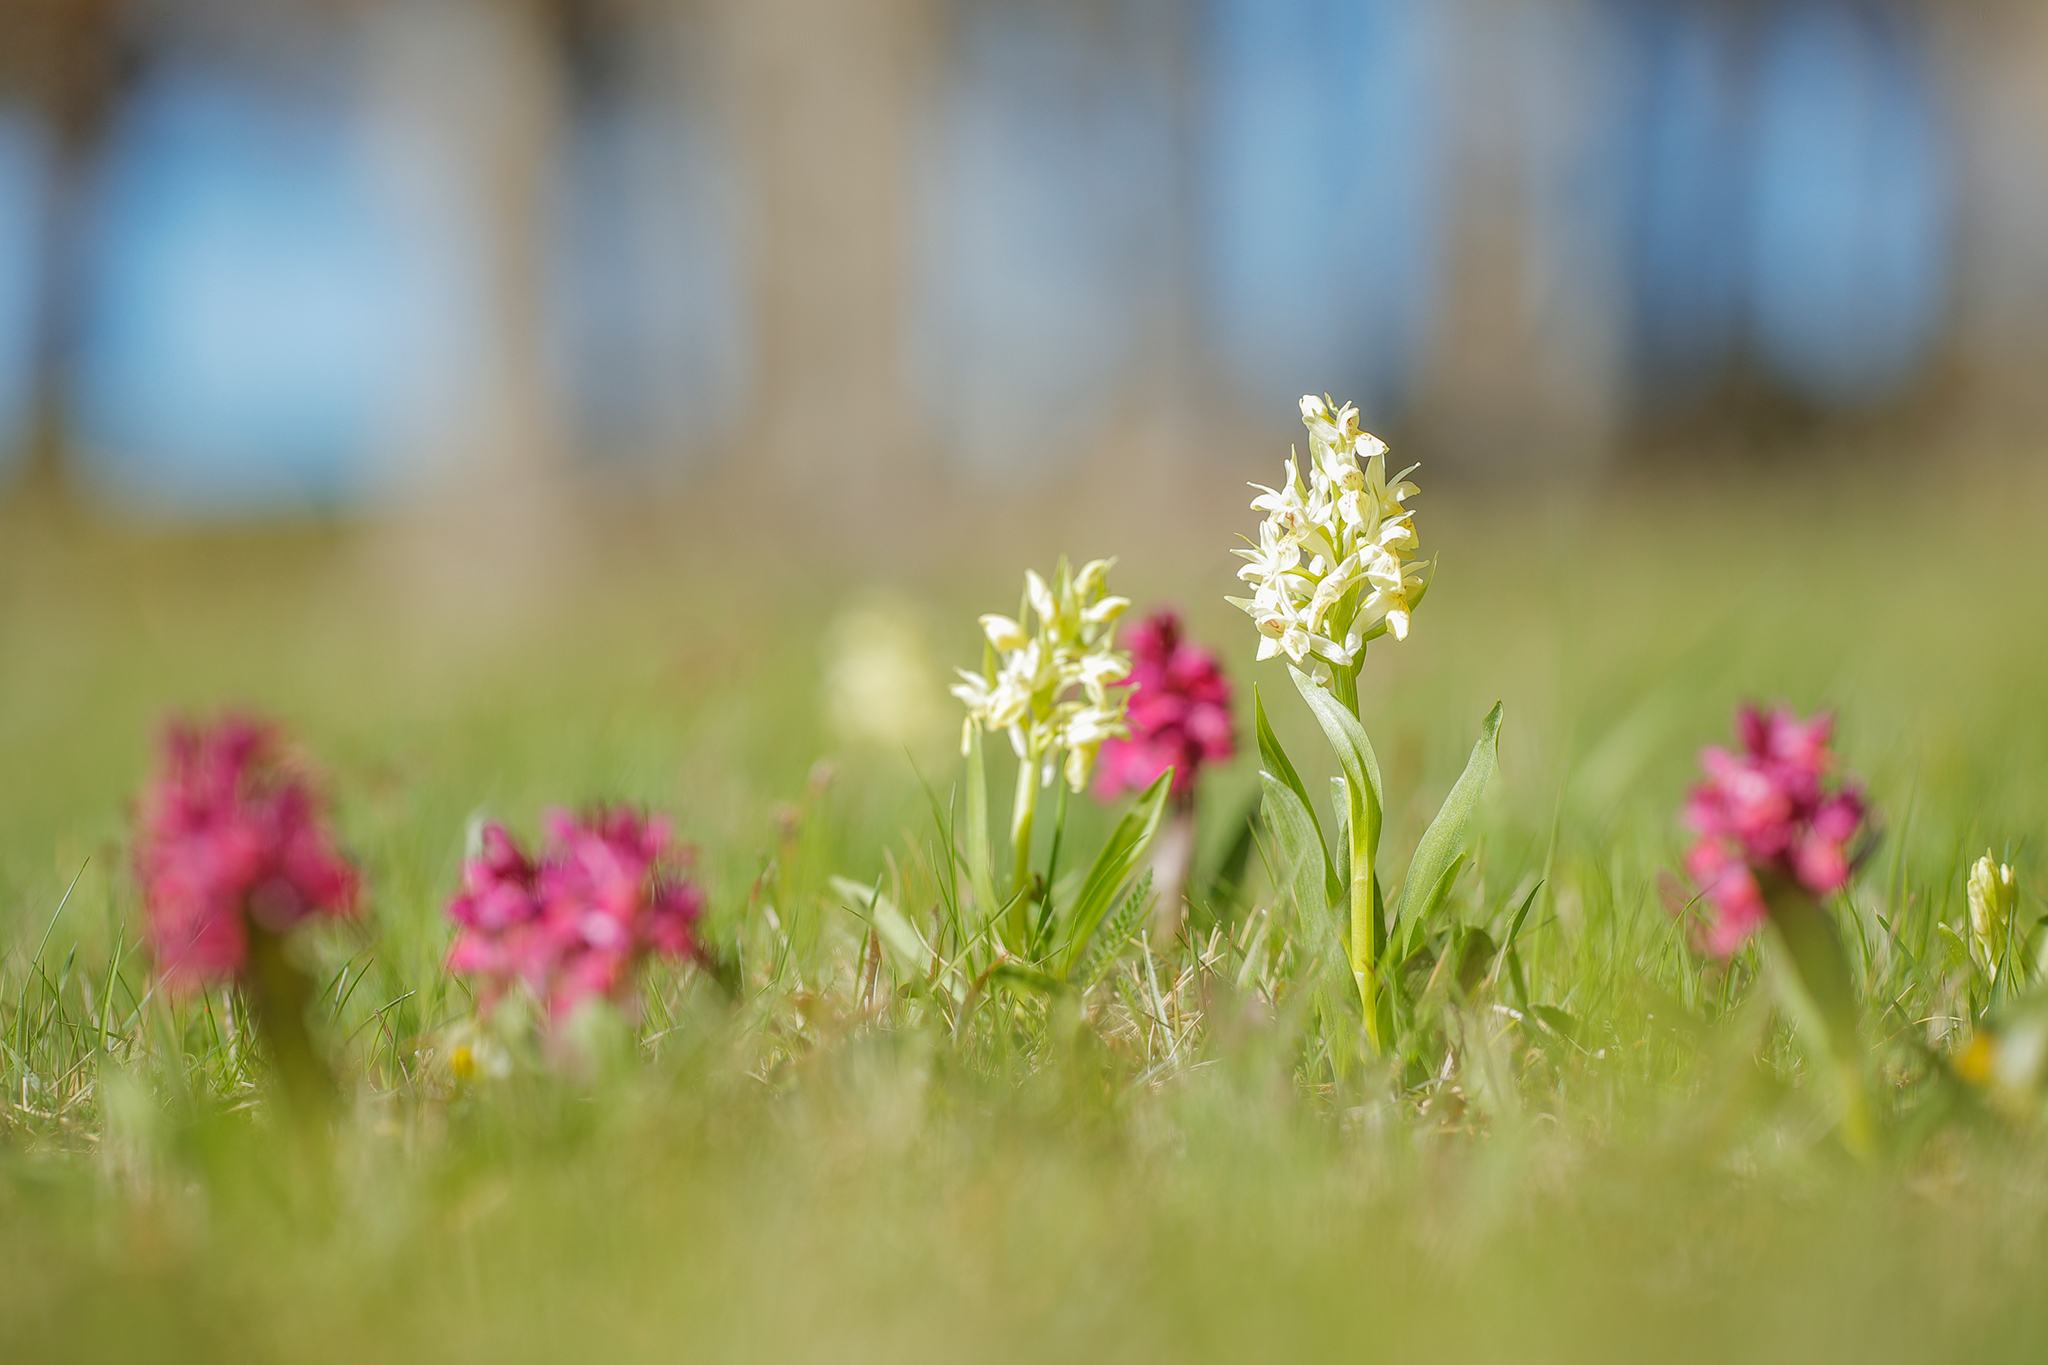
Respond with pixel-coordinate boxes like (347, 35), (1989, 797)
(1681, 704), (1867, 955)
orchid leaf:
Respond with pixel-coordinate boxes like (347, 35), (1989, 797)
(1255, 684), (1340, 907)
(1287, 666), (1382, 862)
(830, 875), (964, 1003)
(1390, 702), (1502, 958)
(1057, 770), (1172, 978)
(1260, 773), (1340, 961)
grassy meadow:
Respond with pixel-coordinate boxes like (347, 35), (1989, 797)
(4, 454), (2048, 1362)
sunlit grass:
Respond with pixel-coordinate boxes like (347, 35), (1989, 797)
(4, 459), (2048, 1361)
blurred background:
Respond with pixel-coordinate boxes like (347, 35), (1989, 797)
(0, 0), (2041, 524)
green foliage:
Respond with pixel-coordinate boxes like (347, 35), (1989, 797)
(1057, 773), (1172, 978)
(1390, 701), (1503, 958)
(1075, 870), (1156, 993)
(1254, 663), (1503, 1057)
(7, 482), (2048, 1359)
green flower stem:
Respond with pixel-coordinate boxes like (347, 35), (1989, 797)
(1349, 806), (1380, 1054)
(243, 922), (336, 1128)
(1763, 880), (1873, 1160)
(1332, 658), (1381, 1052)
(1331, 659), (1361, 718)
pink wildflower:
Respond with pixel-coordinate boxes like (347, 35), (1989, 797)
(1094, 610), (1237, 803)
(132, 715), (359, 987)
(1681, 704), (1867, 955)
(445, 806), (706, 1020)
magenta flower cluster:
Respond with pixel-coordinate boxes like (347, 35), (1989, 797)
(1682, 704), (1866, 955)
(445, 807), (706, 1020)
(133, 717), (359, 987)
(1094, 610), (1237, 803)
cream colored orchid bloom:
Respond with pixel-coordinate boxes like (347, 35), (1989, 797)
(1081, 594), (1131, 627)
(1230, 395), (1429, 671)
(955, 556), (1133, 794)
(1299, 393), (1337, 442)
(1025, 570), (1057, 627)
(1073, 558), (1114, 598)
(1077, 649), (1130, 702)
(979, 614), (1029, 652)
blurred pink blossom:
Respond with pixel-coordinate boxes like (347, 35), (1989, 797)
(1681, 704), (1866, 955)
(1094, 610), (1236, 803)
(446, 806), (705, 1019)
(133, 716), (359, 987)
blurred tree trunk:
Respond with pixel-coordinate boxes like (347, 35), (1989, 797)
(357, 0), (580, 625)
(1409, 0), (1622, 478)
(714, 0), (932, 528)
(0, 0), (122, 499)
(1935, 0), (2048, 436)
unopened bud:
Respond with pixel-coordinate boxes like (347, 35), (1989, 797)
(1969, 852), (2018, 979)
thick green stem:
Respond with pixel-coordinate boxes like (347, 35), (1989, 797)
(1764, 880), (1873, 1160)
(243, 922), (336, 1128)
(1333, 657), (1379, 1052)
(1350, 826), (1380, 1053)
(1331, 658), (1360, 717)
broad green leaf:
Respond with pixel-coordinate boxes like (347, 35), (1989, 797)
(1057, 770), (1172, 978)
(829, 875), (964, 1002)
(963, 726), (1000, 920)
(1287, 666), (1382, 860)
(1389, 702), (1502, 957)
(1766, 884), (1862, 1068)
(1328, 777), (1351, 888)
(1255, 684), (1340, 907)
(1259, 773), (1342, 962)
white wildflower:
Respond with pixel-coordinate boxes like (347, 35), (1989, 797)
(979, 614), (1028, 652)
(1228, 394), (1429, 676)
(952, 556), (1131, 793)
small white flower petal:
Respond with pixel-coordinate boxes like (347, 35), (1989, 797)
(979, 614), (1028, 652)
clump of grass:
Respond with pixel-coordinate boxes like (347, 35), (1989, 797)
(5, 468), (2048, 1360)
